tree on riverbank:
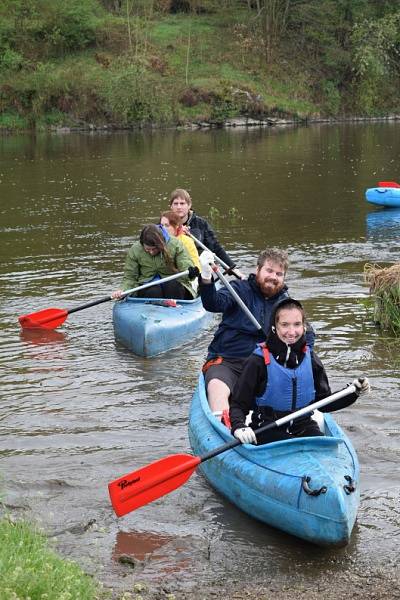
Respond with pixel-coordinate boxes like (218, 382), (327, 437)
(0, 0), (399, 130)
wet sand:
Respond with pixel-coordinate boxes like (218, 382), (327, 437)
(108, 566), (400, 599)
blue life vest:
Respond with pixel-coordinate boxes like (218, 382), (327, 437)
(158, 224), (170, 242)
(254, 344), (315, 412)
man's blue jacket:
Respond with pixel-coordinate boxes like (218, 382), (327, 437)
(200, 274), (314, 359)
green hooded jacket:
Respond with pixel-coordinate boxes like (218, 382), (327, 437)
(121, 236), (196, 298)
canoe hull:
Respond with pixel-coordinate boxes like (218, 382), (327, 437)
(365, 187), (400, 208)
(188, 375), (360, 547)
(113, 296), (213, 357)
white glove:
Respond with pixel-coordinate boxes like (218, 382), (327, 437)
(352, 377), (371, 395)
(234, 427), (257, 445)
(199, 250), (215, 280)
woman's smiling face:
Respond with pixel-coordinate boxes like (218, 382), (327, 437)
(275, 307), (305, 345)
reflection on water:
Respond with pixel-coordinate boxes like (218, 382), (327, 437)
(113, 529), (175, 562)
(366, 208), (400, 242)
(19, 328), (67, 346)
(112, 529), (193, 579)
(1, 124), (400, 595)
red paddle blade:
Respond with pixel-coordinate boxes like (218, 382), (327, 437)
(18, 308), (68, 330)
(108, 453), (201, 517)
(378, 181), (400, 188)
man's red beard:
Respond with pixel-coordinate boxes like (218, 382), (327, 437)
(256, 276), (282, 297)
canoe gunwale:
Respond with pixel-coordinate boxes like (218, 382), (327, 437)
(120, 294), (202, 306)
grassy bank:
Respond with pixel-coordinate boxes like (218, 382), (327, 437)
(1, 1), (399, 132)
(0, 515), (104, 600)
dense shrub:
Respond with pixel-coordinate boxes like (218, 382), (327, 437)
(101, 61), (174, 124)
(0, 0), (106, 60)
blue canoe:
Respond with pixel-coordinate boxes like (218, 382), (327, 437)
(113, 296), (213, 357)
(365, 186), (400, 208)
(188, 374), (360, 547)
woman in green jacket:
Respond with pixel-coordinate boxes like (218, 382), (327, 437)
(112, 224), (198, 300)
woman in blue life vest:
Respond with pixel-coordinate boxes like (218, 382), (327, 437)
(229, 298), (371, 445)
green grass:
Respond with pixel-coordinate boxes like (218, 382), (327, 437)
(0, 517), (104, 600)
(150, 15), (215, 44)
(0, 112), (29, 130)
(373, 289), (400, 335)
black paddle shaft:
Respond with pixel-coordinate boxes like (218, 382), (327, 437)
(67, 296), (112, 314)
(188, 233), (241, 280)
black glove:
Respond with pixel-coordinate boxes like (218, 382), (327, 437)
(188, 266), (200, 280)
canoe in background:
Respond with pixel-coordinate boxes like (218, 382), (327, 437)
(188, 374), (360, 547)
(365, 187), (400, 208)
(113, 295), (213, 357)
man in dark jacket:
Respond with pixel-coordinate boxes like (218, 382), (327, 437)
(199, 248), (314, 415)
(169, 188), (240, 273)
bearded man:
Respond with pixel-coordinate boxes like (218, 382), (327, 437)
(199, 248), (315, 415)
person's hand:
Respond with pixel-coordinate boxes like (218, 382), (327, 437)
(111, 289), (125, 300)
(199, 250), (215, 280)
(234, 427), (257, 445)
(235, 269), (246, 280)
(224, 266), (246, 280)
(188, 266), (200, 280)
(352, 377), (371, 395)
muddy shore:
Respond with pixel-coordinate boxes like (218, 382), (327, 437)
(108, 561), (400, 599)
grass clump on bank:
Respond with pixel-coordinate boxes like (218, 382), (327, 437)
(0, 516), (103, 600)
(364, 263), (400, 335)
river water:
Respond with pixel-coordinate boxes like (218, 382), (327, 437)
(1, 123), (399, 596)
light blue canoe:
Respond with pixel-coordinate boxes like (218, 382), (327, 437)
(188, 374), (360, 547)
(365, 186), (400, 208)
(113, 296), (213, 357)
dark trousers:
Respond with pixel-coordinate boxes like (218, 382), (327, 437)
(136, 280), (192, 300)
(255, 416), (324, 445)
